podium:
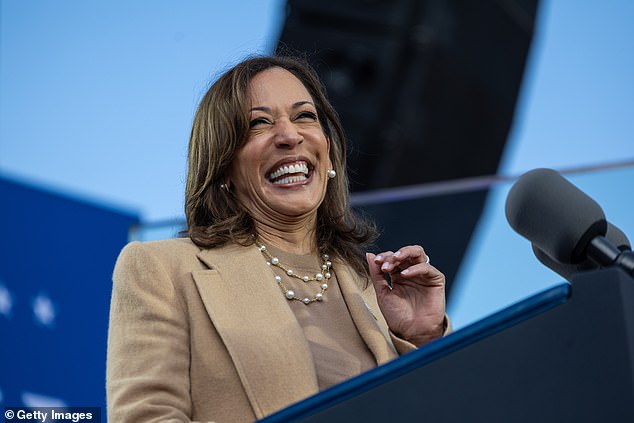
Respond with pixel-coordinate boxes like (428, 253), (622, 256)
(260, 268), (634, 422)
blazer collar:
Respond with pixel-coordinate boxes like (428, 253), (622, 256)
(193, 244), (317, 419)
(333, 258), (398, 364)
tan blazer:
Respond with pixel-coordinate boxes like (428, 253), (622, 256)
(107, 238), (416, 423)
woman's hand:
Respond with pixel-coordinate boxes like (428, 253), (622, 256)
(366, 245), (446, 347)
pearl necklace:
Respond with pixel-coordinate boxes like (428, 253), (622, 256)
(255, 240), (332, 305)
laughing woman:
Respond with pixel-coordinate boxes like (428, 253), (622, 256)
(106, 56), (448, 423)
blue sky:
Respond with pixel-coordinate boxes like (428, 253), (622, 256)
(447, 0), (634, 326)
(1, 0), (285, 218)
(1, 0), (633, 328)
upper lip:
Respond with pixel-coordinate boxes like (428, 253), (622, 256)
(266, 156), (314, 178)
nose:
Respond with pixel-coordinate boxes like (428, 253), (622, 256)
(273, 118), (303, 149)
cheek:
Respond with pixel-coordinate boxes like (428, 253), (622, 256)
(324, 143), (333, 170)
(231, 153), (265, 193)
(234, 166), (255, 190)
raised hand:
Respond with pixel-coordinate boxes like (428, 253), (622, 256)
(367, 245), (446, 347)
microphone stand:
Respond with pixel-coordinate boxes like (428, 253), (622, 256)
(586, 235), (634, 277)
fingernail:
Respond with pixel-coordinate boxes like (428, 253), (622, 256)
(381, 263), (389, 271)
(375, 255), (383, 262)
(394, 251), (402, 258)
(401, 269), (410, 275)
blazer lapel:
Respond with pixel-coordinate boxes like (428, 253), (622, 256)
(192, 244), (319, 419)
(335, 260), (399, 365)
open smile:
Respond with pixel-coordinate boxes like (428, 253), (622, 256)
(266, 160), (313, 185)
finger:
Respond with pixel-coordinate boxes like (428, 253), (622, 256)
(398, 263), (445, 286)
(374, 251), (401, 273)
(373, 251), (394, 264)
(375, 246), (420, 275)
(366, 253), (390, 289)
(367, 253), (396, 296)
(394, 245), (429, 267)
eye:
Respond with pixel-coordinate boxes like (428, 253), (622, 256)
(294, 111), (318, 122)
(249, 117), (271, 128)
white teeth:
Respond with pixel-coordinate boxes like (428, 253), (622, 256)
(273, 174), (308, 185)
(269, 162), (309, 180)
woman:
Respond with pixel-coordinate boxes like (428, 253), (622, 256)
(107, 55), (448, 423)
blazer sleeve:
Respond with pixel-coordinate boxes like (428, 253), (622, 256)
(106, 242), (214, 423)
(389, 315), (452, 355)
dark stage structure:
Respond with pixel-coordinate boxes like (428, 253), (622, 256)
(277, 0), (540, 296)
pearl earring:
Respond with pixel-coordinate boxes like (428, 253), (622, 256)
(327, 169), (337, 179)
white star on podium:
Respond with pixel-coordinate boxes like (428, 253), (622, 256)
(33, 294), (56, 327)
(0, 284), (13, 317)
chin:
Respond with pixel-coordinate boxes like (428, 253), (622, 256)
(270, 198), (322, 217)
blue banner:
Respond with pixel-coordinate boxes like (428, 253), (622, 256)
(0, 177), (138, 421)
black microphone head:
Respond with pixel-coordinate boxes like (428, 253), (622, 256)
(531, 222), (631, 281)
(505, 168), (607, 263)
(531, 244), (594, 281)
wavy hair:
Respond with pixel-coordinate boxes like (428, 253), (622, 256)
(185, 55), (377, 277)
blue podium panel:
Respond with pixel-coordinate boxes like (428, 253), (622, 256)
(0, 177), (138, 415)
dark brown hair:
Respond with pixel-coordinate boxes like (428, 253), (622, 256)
(185, 55), (377, 277)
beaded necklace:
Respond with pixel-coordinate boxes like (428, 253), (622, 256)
(255, 240), (332, 305)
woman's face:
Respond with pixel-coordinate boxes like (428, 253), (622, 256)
(229, 67), (332, 226)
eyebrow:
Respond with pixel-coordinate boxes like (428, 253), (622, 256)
(249, 100), (315, 113)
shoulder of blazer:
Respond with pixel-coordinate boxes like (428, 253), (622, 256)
(121, 237), (248, 272)
(195, 241), (253, 270)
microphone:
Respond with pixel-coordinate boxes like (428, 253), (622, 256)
(532, 222), (631, 281)
(505, 168), (606, 264)
(505, 168), (634, 276)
